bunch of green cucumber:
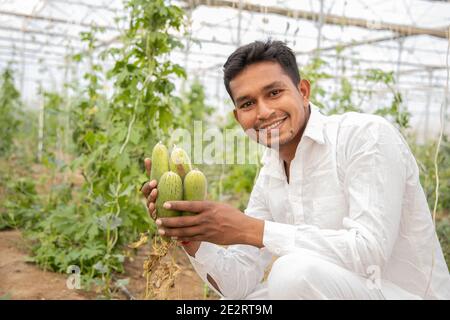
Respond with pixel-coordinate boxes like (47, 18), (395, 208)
(150, 142), (207, 217)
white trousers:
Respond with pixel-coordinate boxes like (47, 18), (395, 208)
(243, 253), (422, 300)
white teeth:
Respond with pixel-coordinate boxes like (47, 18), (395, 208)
(268, 121), (281, 129)
(265, 119), (284, 130)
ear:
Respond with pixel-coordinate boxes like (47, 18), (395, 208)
(298, 79), (311, 105)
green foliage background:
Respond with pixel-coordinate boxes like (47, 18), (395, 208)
(0, 0), (448, 298)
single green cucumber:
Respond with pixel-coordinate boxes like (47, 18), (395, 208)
(156, 171), (183, 218)
(182, 169), (207, 216)
(169, 145), (192, 180)
(150, 142), (169, 183)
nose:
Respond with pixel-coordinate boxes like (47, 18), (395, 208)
(256, 100), (275, 121)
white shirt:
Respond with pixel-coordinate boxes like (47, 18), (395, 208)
(185, 104), (450, 300)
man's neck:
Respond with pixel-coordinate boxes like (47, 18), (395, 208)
(279, 132), (301, 164)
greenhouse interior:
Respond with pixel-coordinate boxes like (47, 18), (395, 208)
(0, 0), (449, 300)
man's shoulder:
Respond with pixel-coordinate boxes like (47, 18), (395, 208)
(331, 111), (412, 166)
(327, 111), (398, 140)
(329, 111), (392, 129)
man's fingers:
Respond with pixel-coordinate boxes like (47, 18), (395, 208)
(147, 206), (156, 220)
(150, 209), (157, 221)
(157, 214), (202, 228)
(142, 180), (157, 198)
(158, 225), (204, 238)
(147, 188), (157, 205)
(163, 200), (207, 213)
(144, 158), (152, 177)
(141, 182), (151, 197)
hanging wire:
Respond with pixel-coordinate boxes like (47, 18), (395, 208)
(424, 25), (450, 298)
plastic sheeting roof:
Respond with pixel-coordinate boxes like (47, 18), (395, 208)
(0, 0), (449, 140)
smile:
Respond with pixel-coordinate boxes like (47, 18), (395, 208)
(259, 117), (287, 130)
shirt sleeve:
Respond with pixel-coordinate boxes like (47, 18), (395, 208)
(263, 119), (408, 276)
(184, 174), (274, 299)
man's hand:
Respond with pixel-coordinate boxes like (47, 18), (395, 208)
(156, 201), (265, 248)
(140, 158), (158, 221)
(140, 158), (201, 255)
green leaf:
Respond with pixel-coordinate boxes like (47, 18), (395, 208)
(129, 128), (140, 145)
(93, 261), (108, 274)
(84, 131), (96, 148)
(159, 107), (172, 132)
(108, 145), (121, 159)
(119, 184), (134, 197)
(114, 254), (125, 263)
(115, 278), (129, 287)
(115, 153), (130, 171)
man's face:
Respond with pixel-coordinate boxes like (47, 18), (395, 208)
(230, 61), (310, 148)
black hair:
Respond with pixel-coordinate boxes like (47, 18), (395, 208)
(223, 40), (301, 103)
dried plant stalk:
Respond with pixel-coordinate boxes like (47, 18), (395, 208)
(142, 236), (180, 299)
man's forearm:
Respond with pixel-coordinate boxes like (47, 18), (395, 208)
(184, 216), (264, 257)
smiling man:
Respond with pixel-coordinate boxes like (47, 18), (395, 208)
(141, 40), (450, 299)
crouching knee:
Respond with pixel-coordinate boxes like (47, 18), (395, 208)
(267, 253), (329, 299)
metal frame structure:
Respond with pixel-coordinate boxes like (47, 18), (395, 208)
(0, 0), (449, 140)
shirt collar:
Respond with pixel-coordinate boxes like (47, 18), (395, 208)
(302, 102), (326, 146)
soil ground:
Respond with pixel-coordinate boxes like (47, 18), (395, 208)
(0, 229), (218, 300)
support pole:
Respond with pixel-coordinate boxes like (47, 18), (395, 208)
(37, 90), (45, 163)
(424, 69), (433, 142)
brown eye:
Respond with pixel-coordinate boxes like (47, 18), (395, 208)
(270, 89), (280, 97)
(240, 101), (253, 109)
